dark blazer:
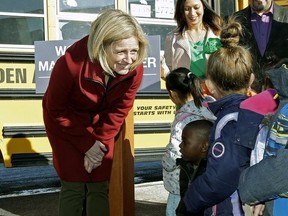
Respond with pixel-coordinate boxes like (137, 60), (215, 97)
(234, 3), (288, 92)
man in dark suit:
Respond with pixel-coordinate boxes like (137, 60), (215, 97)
(233, 0), (288, 93)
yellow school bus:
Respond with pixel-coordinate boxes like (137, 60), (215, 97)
(2, 0), (286, 167)
(0, 0), (178, 167)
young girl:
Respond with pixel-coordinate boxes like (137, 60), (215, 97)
(161, 67), (216, 216)
(183, 19), (278, 215)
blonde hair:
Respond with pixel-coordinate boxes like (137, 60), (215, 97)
(88, 9), (149, 76)
(206, 17), (253, 96)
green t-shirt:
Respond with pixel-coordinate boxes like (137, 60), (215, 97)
(189, 39), (206, 79)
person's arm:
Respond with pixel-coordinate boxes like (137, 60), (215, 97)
(82, 67), (143, 172)
(44, 54), (143, 154)
(238, 149), (288, 205)
(160, 54), (170, 80)
(90, 66), (143, 146)
(164, 33), (173, 72)
(162, 139), (181, 172)
(162, 120), (185, 172)
(43, 55), (97, 154)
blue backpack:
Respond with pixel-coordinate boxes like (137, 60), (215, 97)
(261, 64), (288, 215)
(237, 64), (288, 215)
(264, 64), (288, 155)
(251, 64), (288, 165)
(262, 103), (288, 216)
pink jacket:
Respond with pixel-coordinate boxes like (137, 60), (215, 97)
(42, 36), (143, 182)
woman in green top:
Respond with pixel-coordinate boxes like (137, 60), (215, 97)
(163, 0), (222, 80)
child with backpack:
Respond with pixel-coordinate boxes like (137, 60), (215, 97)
(238, 59), (288, 216)
(176, 120), (213, 216)
(183, 18), (278, 215)
(239, 109), (288, 215)
(161, 67), (216, 216)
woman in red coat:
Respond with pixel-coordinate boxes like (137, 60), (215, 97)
(42, 9), (149, 216)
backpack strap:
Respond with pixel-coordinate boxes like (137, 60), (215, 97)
(214, 112), (239, 140)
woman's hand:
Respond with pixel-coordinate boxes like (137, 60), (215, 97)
(84, 155), (101, 173)
(84, 140), (107, 173)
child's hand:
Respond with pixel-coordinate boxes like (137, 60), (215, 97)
(252, 204), (265, 216)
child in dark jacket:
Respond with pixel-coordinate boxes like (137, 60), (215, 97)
(176, 120), (213, 216)
(183, 18), (278, 216)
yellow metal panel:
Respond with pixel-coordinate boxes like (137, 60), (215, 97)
(133, 99), (175, 123)
(238, 0), (249, 10)
(0, 100), (43, 124)
(135, 133), (169, 149)
(1, 137), (51, 167)
(0, 97), (174, 167)
(0, 63), (35, 89)
(238, 0), (288, 9)
(0, 62), (175, 167)
(47, 0), (57, 40)
(243, 0), (249, 8)
(117, 0), (127, 11)
(0, 98), (46, 167)
(275, 0), (288, 6)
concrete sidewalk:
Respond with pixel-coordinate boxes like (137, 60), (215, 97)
(135, 181), (168, 216)
(0, 181), (168, 216)
(136, 181), (168, 203)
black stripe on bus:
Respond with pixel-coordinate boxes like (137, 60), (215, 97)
(0, 89), (169, 99)
(0, 52), (34, 61)
(2, 123), (171, 138)
(10, 147), (166, 167)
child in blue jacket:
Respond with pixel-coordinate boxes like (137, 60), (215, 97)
(183, 18), (278, 215)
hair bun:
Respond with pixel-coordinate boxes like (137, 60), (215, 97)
(220, 18), (242, 48)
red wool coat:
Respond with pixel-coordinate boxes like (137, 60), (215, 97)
(42, 36), (143, 182)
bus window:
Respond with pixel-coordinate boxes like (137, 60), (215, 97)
(0, 0), (44, 14)
(60, 21), (91, 40)
(128, 0), (176, 50)
(56, 0), (116, 40)
(213, 0), (237, 17)
(0, 0), (45, 45)
(140, 23), (175, 50)
(128, 0), (176, 19)
(59, 0), (115, 13)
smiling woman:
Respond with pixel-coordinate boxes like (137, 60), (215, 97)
(106, 37), (139, 75)
(42, 8), (149, 216)
(87, 9), (148, 77)
(0, 2), (258, 214)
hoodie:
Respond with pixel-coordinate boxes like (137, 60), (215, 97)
(184, 90), (278, 216)
(162, 99), (216, 195)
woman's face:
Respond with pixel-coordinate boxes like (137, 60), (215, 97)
(106, 36), (139, 75)
(184, 0), (204, 27)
